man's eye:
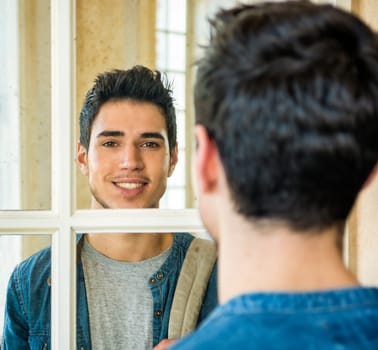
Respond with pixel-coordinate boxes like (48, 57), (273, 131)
(142, 141), (159, 148)
(103, 141), (118, 147)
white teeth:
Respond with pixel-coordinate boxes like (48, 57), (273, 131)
(116, 182), (144, 190)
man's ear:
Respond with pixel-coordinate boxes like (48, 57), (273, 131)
(168, 144), (178, 177)
(194, 125), (220, 193)
(77, 142), (89, 176)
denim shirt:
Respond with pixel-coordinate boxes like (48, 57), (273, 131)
(2, 233), (218, 349)
(170, 287), (378, 349)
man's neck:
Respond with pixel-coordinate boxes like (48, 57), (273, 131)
(85, 232), (174, 262)
(218, 218), (359, 304)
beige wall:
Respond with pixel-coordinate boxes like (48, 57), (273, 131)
(19, 0), (52, 257)
(347, 0), (378, 285)
(19, 0), (51, 211)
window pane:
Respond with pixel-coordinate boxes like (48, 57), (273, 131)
(156, 0), (188, 208)
(0, 0), (51, 210)
(176, 110), (186, 148)
(169, 149), (186, 187)
(167, 0), (186, 33)
(161, 187), (186, 209)
(166, 33), (186, 71)
(156, 32), (167, 69)
(168, 72), (186, 110)
(156, 0), (168, 30)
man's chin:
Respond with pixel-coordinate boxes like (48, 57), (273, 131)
(92, 199), (155, 210)
(90, 191), (161, 210)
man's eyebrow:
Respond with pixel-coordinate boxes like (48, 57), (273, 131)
(140, 132), (165, 141)
(96, 130), (165, 141)
(96, 130), (124, 138)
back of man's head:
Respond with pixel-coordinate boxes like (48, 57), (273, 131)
(195, 0), (378, 231)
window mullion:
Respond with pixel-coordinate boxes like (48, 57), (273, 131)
(72, 208), (205, 234)
(51, 0), (76, 349)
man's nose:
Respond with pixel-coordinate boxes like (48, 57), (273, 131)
(119, 145), (143, 170)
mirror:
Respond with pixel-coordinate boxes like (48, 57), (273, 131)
(75, 0), (192, 210)
(0, 0), (223, 211)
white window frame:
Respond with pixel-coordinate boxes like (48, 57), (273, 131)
(0, 1), (205, 349)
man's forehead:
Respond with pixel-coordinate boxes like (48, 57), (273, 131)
(92, 107), (167, 132)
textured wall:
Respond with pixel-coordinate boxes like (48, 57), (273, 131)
(349, 0), (378, 285)
(18, 0), (52, 257)
(19, 0), (51, 211)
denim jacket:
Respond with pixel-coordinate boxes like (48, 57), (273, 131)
(2, 233), (218, 349)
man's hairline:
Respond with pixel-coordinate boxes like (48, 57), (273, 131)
(82, 97), (177, 152)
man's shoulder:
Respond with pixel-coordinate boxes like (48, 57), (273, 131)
(169, 306), (232, 349)
(171, 233), (217, 277)
(172, 289), (378, 349)
(173, 232), (194, 245)
(12, 245), (52, 282)
(169, 232), (195, 257)
(15, 235), (83, 275)
(173, 233), (216, 253)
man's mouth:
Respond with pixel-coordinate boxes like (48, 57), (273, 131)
(115, 182), (145, 190)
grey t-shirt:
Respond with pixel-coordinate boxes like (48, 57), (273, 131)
(81, 238), (171, 350)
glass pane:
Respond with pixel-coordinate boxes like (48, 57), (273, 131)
(169, 149), (186, 187)
(167, 0), (187, 33)
(0, 0), (51, 210)
(176, 110), (186, 148)
(156, 32), (167, 69)
(0, 234), (51, 342)
(161, 187), (186, 208)
(156, 0), (168, 30)
(168, 71), (186, 110)
(167, 33), (186, 71)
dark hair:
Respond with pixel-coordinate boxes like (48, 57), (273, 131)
(195, 1), (378, 230)
(79, 66), (177, 152)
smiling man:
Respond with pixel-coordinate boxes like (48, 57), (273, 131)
(2, 66), (218, 350)
(78, 99), (176, 211)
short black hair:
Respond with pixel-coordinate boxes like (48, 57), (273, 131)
(195, 1), (378, 230)
(79, 65), (177, 153)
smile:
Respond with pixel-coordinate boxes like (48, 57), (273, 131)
(115, 182), (144, 190)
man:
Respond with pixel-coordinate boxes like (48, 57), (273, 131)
(169, 1), (378, 349)
(2, 66), (217, 349)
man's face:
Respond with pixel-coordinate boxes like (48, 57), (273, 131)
(77, 100), (178, 209)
